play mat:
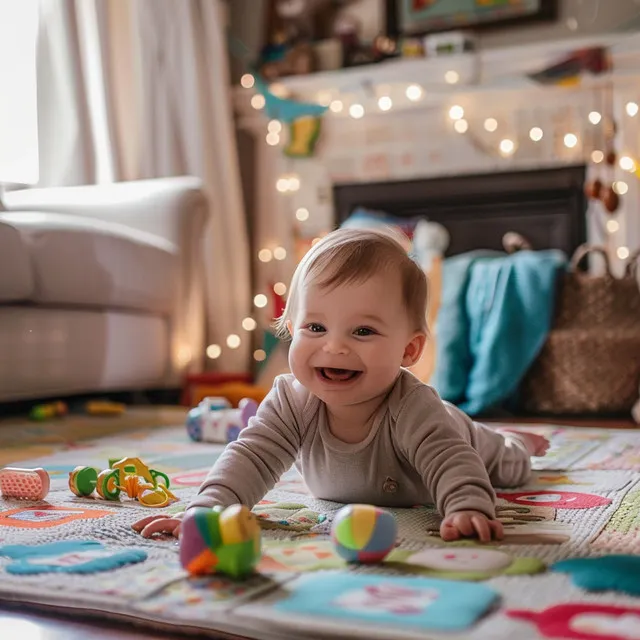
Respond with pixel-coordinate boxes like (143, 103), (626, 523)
(0, 420), (639, 640)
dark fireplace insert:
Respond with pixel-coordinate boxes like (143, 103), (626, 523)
(333, 165), (587, 257)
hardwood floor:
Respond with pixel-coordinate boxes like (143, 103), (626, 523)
(0, 605), (244, 640)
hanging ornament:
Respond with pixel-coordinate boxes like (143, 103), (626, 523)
(253, 73), (328, 124)
(601, 187), (620, 214)
(601, 80), (619, 215)
(585, 82), (621, 216)
(285, 115), (323, 158)
(584, 178), (602, 199)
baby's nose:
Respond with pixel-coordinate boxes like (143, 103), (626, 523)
(323, 338), (350, 355)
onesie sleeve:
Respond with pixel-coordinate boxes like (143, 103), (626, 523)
(396, 385), (496, 519)
(187, 376), (304, 511)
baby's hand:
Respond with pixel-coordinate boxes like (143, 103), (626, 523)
(132, 512), (184, 538)
(440, 510), (503, 543)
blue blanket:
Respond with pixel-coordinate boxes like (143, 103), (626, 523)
(432, 249), (566, 415)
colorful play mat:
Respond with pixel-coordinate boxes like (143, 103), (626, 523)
(0, 418), (639, 639)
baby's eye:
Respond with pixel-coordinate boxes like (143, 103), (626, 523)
(354, 327), (376, 337)
(305, 323), (325, 333)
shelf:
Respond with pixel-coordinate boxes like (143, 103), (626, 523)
(263, 31), (640, 98)
(232, 30), (640, 129)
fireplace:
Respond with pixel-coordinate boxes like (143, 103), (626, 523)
(333, 166), (587, 256)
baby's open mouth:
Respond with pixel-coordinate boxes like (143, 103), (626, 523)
(317, 368), (362, 382)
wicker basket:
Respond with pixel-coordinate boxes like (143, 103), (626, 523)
(553, 246), (640, 330)
(521, 245), (640, 414)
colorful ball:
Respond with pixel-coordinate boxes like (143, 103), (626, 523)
(331, 504), (397, 563)
(179, 505), (262, 579)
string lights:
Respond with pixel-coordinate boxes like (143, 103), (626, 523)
(220, 66), (638, 365)
(529, 127), (543, 142)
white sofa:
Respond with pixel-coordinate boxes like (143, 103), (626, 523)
(0, 177), (207, 402)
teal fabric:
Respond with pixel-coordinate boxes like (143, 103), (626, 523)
(433, 250), (566, 415)
(431, 251), (502, 404)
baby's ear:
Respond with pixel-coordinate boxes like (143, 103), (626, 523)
(402, 332), (426, 367)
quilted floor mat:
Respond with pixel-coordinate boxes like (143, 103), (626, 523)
(0, 421), (639, 639)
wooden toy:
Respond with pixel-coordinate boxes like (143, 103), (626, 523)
(331, 504), (397, 563)
(186, 397), (258, 443)
(179, 505), (261, 579)
(68, 457), (177, 508)
(0, 467), (50, 500)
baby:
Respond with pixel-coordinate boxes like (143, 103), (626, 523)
(134, 228), (548, 543)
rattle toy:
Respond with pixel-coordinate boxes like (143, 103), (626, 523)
(331, 504), (397, 563)
(68, 457), (177, 507)
(29, 401), (67, 421)
(0, 467), (50, 500)
(186, 397), (258, 443)
(180, 505), (261, 579)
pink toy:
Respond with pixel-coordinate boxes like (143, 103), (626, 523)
(0, 467), (50, 500)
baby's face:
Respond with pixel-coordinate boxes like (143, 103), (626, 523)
(288, 270), (423, 409)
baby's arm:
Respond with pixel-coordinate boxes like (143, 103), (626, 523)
(133, 376), (302, 538)
(189, 377), (301, 510)
(397, 387), (500, 541)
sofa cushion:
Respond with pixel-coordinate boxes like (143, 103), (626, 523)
(0, 212), (179, 315)
(0, 219), (34, 302)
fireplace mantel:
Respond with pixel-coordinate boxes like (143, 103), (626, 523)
(334, 166), (587, 257)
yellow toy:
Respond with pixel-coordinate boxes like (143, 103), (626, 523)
(85, 400), (126, 416)
(68, 457), (177, 508)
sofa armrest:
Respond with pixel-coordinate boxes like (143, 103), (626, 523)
(4, 176), (206, 247)
(5, 177), (208, 384)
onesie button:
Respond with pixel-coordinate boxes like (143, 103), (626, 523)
(382, 477), (398, 494)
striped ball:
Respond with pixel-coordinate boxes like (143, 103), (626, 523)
(331, 504), (397, 563)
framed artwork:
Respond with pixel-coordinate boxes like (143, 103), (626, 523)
(386, 0), (558, 37)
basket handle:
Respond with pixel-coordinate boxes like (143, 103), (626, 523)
(625, 248), (640, 278)
(570, 244), (613, 276)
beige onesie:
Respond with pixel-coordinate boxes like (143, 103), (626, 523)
(189, 369), (531, 518)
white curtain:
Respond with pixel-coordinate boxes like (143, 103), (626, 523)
(36, 0), (252, 372)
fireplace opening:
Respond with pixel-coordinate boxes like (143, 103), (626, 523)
(333, 165), (587, 257)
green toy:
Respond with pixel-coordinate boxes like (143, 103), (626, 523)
(68, 457), (176, 508)
(179, 505), (262, 579)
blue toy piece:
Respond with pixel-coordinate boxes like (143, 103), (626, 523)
(552, 555), (640, 596)
(186, 397), (257, 444)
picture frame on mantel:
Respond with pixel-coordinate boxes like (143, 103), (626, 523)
(385, 0), (558, 38)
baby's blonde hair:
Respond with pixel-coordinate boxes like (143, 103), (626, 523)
(274, 227), (429, 339)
